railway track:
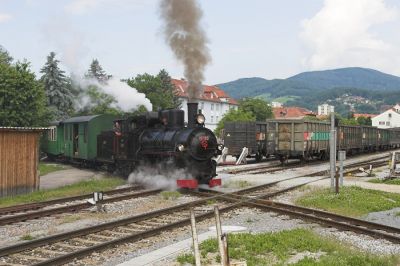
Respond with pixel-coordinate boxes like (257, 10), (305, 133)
(0, 187), (161, 226)
(1, 175), (400, 265)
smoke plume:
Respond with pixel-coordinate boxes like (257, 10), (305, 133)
(159, 0), (211, 100)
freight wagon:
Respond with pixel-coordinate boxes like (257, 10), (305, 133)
(223, 121), (276, 161)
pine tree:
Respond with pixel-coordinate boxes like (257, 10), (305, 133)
(85, 59), (111, 84)
(40, 52), (74, 120)
(0, 45), (12, 65)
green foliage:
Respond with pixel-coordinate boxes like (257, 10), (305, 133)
(20, 234), (36, 241)
(357, 116), (372, 126)
(296, 186), (400, 217)
(0, 61), (50, 126)
(85, 58), (111, 84)
(0, 177), (125, 208)
(39, 163), (68, 176)
(126, 69), (180, 111)
(239, 97), (273, 121)
(77, 85), (122, 116)
(368, 178), (400, 185)
(177, 228), (398, 266)
(0, 45), (12, 65)
(160, 191), (181, 200)
(40, 52), (75, 120)
(214, 108), (255, 136)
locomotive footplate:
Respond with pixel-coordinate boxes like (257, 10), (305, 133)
(177, 178), (221, 189)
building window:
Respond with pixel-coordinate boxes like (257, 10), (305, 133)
(48, 127), (57, 141)
(216, 104), (219, 111)
(211, 104), (214, 110)
(211, 116), (214, 122)
(386, 121), (390, 126)
(389, 113), (392, 118)
(379, 121), (385, 125)
(216, 116), (219, 122)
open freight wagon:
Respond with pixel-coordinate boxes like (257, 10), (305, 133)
(223, 121), (276, 161)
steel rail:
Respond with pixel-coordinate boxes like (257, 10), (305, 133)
(0, 185), (142, 216)
(0, 189), (161, 226)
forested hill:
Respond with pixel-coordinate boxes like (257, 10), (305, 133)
(218, 67), (400, 100)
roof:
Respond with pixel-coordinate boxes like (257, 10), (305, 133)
(273, 107), (316, 119)
(0, 127), (48, 132)
(172, 79), (238, 105)
(353, 113), (377, 119)
(63, 115), (101, 123)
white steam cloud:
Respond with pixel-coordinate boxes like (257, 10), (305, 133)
(75, 77), (152, 112)
(42, 17), (152, 112)
(301, 0), (400, 72)
(128, 164), (192, 190)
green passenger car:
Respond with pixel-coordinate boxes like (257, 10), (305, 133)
(42, 121), (65, 159)
(62, 115), (116, 161)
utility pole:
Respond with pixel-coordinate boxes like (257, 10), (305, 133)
(330, 112), (336, 191)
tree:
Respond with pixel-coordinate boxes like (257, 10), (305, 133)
(239, 98), (273, 121)
(0, 61), (49, 126)
(40, 52), (74, 120)
(158, 69), (181, 109)
(0, 45), (12, 65)
(357, 116), (372, 126)
(85, 59), (111, 84)
(214, 108), (255, 136)
(126, 70), (180, 111)
(76, 85), (121, 116)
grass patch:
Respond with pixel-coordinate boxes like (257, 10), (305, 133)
(0, 177), (125, 208)
(295, 186), (400, 217)
(368, 178), (400, 185)
(39, 163), (68, 176)
(160, 191), (181, 200)
(206, 199), (217, 205)
(222, 180), (252, 189)
(59, 214), (82, 224)
(177, 228), (398, 266)
(20, 234), (36, 241)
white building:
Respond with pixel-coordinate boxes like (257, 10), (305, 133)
(372, 105), (400, 128)
(271, 101), (283, 108)
(172, 79), (238, 131)
(318, 103), (335, 116)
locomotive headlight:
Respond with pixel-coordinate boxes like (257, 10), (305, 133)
(177, 144), (185, 152)
(217, 144), (224, 151)
(196, 114), (205, 125)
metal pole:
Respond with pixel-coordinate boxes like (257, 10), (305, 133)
(340, 156), (344, 186)
(330, 113), (336, 191)
(214, 206), (228, 266)
(190, 209), (201, 266)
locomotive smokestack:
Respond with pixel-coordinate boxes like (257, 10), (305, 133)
(187, 102), (198, 128)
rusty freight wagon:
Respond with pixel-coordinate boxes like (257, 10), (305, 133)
(0, 127), (46, 197)
(268, 119), (330, 162)
(223, 121), (276, 162)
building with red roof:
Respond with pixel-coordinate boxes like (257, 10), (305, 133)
(171, 79), (238, 131)
(272, 107), (316, 119)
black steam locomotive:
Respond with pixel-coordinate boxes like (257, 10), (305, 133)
(97, 102), (223, 186)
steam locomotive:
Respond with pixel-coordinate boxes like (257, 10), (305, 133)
(42, 102), (223, 188)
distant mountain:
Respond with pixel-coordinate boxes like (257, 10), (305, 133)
(217, 67), (400, 116)
(218, 67), (400, 100)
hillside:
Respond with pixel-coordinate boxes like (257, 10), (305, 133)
(217, 67), (400, 115)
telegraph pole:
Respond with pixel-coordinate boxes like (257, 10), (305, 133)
(330, 112), (336, 191)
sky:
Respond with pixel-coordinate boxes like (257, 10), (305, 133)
(1, 0), (400, 84)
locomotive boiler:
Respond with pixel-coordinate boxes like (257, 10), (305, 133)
(97, 102), (223, 187)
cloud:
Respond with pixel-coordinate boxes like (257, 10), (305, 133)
(301, 0), (400, 72)
(0, 13), (12, 22)
(65, 0), (152, 14)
